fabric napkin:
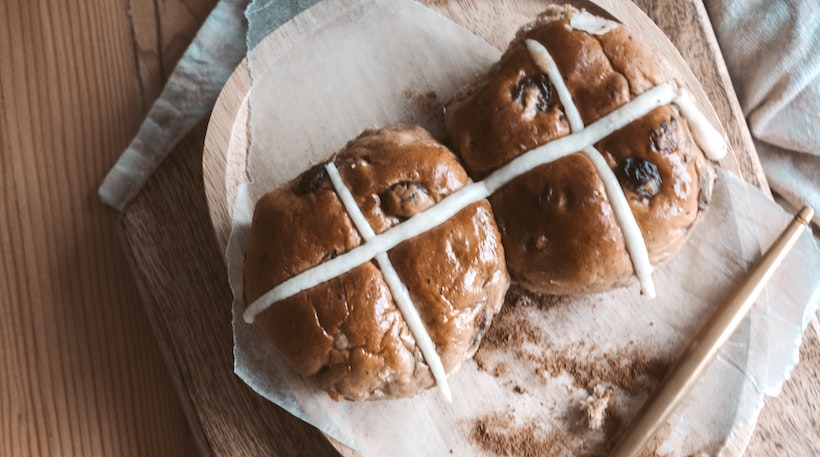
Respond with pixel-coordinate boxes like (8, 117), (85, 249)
(97, 0), (250, 210)
(98, 0), (328, 210)
(705, 0), (820, 226)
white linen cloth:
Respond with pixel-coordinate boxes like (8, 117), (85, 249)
(705, 0), (820, 225)
(98, 0), (249, 210)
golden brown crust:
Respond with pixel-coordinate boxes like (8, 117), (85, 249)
(444, 7), (714, 294)
(244, 125), (510, 400)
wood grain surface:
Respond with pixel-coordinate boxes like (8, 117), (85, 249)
(3, 1), (816, 457)
(0, 1), (212, 456)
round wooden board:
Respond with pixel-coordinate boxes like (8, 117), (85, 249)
(201, 1), (763, 455)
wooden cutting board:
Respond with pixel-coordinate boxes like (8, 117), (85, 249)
(118, 1), (819, 456)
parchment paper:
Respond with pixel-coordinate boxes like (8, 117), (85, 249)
(227, 1), (820, 455)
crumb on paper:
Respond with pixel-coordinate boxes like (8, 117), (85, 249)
(582, 384), (614, 430)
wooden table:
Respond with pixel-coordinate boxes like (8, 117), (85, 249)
(1, 1), (817, 456)
(0, 1), (212, 455)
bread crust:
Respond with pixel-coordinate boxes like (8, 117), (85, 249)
(444, 6), (714, 294)
(243, 125), (510, 400)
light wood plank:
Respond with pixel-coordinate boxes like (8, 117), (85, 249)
(0, 0), (213, 456)
(120, 120), (342, 457)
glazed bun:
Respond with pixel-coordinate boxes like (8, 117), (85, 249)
(243, 7), (725, 401)
(444, 6), (715, 294)
(243, 125), (510, 400)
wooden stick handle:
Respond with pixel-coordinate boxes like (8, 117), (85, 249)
(609, 206), (814, 457)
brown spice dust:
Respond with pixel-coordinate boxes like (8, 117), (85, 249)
(471, 413), (572, 457)
(467, 286), (679, 456)
(476, 286), (670, 395)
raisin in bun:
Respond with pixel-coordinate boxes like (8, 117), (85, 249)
(243, 125), (510, 400)
(444, 6), (715, 295)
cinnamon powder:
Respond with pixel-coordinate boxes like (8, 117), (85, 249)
(467, 286), (680, 456)
(477, 286), (670, 394)
(471, 413), (572, 457)
(470, 410), (674, 457)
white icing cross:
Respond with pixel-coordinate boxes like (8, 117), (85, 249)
(243, 30), (729, 402)
(323, 163), (453, 402)
(243, 83), (680, 326)
(525, 39), (656, 297)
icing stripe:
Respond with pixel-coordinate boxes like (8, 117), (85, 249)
(324, 163), (452, 402)
(525, 39), (656, 297)
(324, 163), (376, 239)
(374, 252), (452, 402)
(243, 83), (678, 324)
(524, 39), (584, 129)
(243, 181), (487, 323)
(580, 150), (656, 297)
(673, 88), (728, 161)
(483, 84), (678, 194)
